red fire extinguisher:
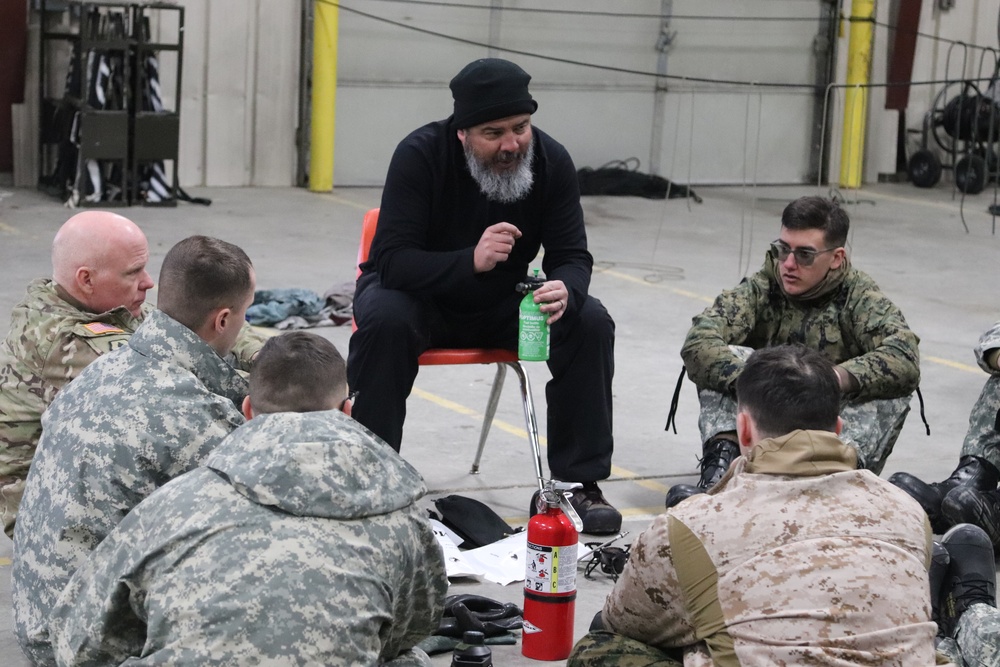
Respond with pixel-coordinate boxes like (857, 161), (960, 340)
(522, 481), (583, 661)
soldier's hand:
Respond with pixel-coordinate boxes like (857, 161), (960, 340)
(473, 223), (522, 273)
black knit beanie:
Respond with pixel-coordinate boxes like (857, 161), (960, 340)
(449, 58), (538, 129)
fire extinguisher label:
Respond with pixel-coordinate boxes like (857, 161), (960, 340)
(525, 541), (578, 594)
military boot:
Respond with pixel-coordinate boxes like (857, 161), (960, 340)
(889, 456), (1000, 534)
(941, 486), (1000, 550)
(938, 523), (997, 638)
(665, 438), (740, 509)
(929, 541), (950, 637)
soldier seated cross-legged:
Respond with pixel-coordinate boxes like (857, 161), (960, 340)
(0, 212), (265, 539)
(570, 345), (997, 667)
(891, 320), (1000, 546)
(666, 196), (921, 508)
(47, 331), (448, 666)
(13, 235), (262, 666)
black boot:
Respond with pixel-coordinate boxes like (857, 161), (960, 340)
(941, 486), (1000, 550)
(889, 456), (1000, 534)
(938, 523), (997, 638)
(929, 541), (950, 637)
(665, 438), (740, 509)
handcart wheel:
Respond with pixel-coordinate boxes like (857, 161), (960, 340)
(907, 149), (942, 188)
(955, 154), (987, 194)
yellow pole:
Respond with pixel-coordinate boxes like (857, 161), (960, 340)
(839, 0), (875, 188)
(309, 0), (338, 192)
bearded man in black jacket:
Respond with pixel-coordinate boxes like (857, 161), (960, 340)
(348, 58), (620, 535)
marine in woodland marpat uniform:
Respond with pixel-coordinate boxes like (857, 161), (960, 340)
(0, 211), (264, 538)
(49, 332), (448, 666)
(12, 236), (258, 666)
(667, 195), (920, 508)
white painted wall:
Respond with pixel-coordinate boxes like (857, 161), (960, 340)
(150, 0), (998, 188)
(334, 0), (825, 186)
(153, 0), (300, 187)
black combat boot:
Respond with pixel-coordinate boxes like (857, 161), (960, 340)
(889, 456), (1000, 534)
(665, 438), (740, 509)
(929, 541), (950, 637)
(938, 523), (997, 638)
(941, 486), (1000, 550)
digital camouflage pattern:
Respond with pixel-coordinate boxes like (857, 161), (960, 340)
(600, 430), (941, 666)
(957, 321), (1000, 469)
(936, 603), (1000, 667)
(695, 346), (910, 473)
(49, 410), (448, 667)
(0, 279), (143, 536)
(0, 279), (267, 538)
(12, 309), (249, 666)
(681, 254), (920, 402)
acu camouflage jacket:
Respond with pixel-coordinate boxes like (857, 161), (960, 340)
(49, 410), (447, 667)
(12, 309), (250, 667)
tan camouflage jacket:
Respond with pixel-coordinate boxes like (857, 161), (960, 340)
(604, 430), (940, 667)
(49, 410), (447, 667)
(0, 279), (143, 482)
(681, 255), (920, 402)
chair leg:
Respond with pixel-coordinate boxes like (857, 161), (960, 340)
(506, 361), (546, 491)
(471, 363), (507, 474)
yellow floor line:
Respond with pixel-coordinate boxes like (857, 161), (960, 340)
(316, 192), (372, 210)
(595, 267), (713, 303)
(924, 355), (981, 375)
(411, 386), (674, 503)
(861, 189), (988, 214)
(597, 263), (979, 375)
(0, 557), (11, 566)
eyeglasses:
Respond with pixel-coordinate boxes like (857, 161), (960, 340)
(582, 532), (630, 582)
(339, 390), (359, 411)
(770, 240), (837, 267)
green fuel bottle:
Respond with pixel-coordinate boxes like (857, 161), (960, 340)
(517, 269), (549, 361)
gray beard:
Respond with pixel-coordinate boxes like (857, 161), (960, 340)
(464, 140), (535, 204)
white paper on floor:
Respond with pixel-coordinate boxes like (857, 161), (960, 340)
(430, 520), (592, 586)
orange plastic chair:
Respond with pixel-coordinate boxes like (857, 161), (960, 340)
(356, 208), (544, 489)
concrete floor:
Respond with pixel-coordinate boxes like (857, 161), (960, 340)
(0, 181), (998, 665)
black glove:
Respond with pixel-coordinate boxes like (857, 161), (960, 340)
(435, 594), (523, 638)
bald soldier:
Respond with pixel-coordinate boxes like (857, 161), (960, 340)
(0, 211), (263, 537)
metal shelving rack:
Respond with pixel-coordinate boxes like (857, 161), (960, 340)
(37, 0), (183, 206)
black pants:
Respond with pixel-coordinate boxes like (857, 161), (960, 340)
(347, 272), (615, 481)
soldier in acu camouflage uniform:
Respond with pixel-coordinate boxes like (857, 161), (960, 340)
(891, 321), (1000, 545)
(0, 212), (264, 538)
(571, 346), (942, 666)
(667, 196), (919, 508)
(932, 523), (1000, 667)
(49, 331), (448, 666)
(12, 236), (258, 667)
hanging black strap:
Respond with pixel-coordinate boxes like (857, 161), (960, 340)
(664, 367), (687, 434)
(176, 187), (212, 206)
(916, 386), (930, 436)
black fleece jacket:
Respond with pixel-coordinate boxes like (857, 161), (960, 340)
(361, 117), (593, 313)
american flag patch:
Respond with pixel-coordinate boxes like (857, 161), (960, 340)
(83, 322), (125, 335)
